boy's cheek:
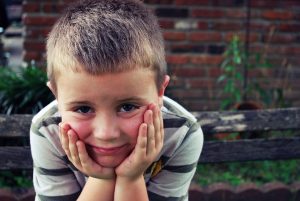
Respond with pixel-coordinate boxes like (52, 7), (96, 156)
(65, 121), (91, 140)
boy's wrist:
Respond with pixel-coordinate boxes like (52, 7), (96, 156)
(88, 176), (116, 185)
(116, 174), (144, 185)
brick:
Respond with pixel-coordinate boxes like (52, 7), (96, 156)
(166, 55), (190, 64)
(279, 23), (300, 32)
(42, 3), (65, 13)
(208, 45), (225, 55)
(224, 32), (259, 43)
(19, 188), (36, 201)
(279, 0), (300, 8)
(262, 10), (294, 20)
(263, 34), (296, 44)
(171, 67), (205, 77)
(198, 21), (209, 30)
(25, 27), (52, 38)
(23, 2), (40, 13)
(167, 77), (185, 88)
(189, 32), (222, 42)
(212, 0), (245, 7)
(163, 31), (186, 41)
(263, 182), (292, 201)
(170, 44), (206, 53)
(235, 183), (265, 201)
(191, 9), (224, 18)
(212, 22), (243, 31)
(189, 183), (207, 201)
(144, 0), (174, 4)
(285, 47), (300, 55)
(175, 0), (209, 6)
(250, 23), (273, 32)
(251, 1), (280, 8)
(158, 20), (174, 29)
(208, 67), (223, 77)
(0, 189), (18, 201)
(24, 40), (46, 51)
(187, 79), (215, 88)
(190, 55), (223, 65)
(155, 8), (189, 18)
(23, 51), (42, 61)
(172, 89), (208, 98)
(226, 9), (247, 18)
(23, 14), (58, 26)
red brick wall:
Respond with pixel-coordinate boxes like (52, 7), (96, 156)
(22, 0), (300, 111)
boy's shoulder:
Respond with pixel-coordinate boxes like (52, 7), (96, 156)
(162, 96), (197, 125)
(31, 100), (61, 130)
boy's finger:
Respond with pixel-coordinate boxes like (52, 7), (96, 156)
(153, 105), (161, 148)
(159, 109), (164, 142)
(146, 111), (155, 155)
(59, 124), (71, 157)
(68, 130), (81, 166)
(136, 123), (147, 159)
(77, 141), (94, 171)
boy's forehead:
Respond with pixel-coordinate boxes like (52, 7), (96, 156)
(56, 67), (158, 100)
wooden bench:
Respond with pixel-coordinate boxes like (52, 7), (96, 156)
(0, 107), (299, 169)
(0, 107), (300, 200)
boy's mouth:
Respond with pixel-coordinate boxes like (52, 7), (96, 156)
(88, 144), (129, 156)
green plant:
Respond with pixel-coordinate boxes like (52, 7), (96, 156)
(195, 159), (300, 187)
(0, 170), (32, 188)
(0, 64), (54, 114)
(217, 35), (285, 109)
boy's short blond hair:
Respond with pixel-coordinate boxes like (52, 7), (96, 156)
(47, 0), (166, 91)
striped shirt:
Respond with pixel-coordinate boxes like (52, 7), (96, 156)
(30, 96), (204, 201)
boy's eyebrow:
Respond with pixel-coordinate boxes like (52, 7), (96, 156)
(115, 96), (147, 104)
(65, 100), (95, 106)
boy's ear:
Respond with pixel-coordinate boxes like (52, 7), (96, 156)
(47, 81), (57, 98)
(158, 75), (170, 107)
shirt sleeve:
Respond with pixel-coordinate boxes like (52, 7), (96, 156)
(147, 123), (204, 201)
(30, 120), (84, 201)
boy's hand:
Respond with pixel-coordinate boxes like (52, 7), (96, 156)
(115, 104), (164, 181)
(59, 123), (115, 179)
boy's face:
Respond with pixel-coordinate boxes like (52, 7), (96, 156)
(51, 68), (168, 168)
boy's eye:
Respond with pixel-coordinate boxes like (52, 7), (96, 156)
(119, 104), (139, 113)
(75, 106), (93, 114)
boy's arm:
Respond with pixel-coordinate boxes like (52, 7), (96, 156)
(78, 177), (115, 201)
(114, 104), (163, 201)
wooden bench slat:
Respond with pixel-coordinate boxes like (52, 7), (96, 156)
(199, 137), (300, 163)
(193, 107), (300, 134)
(0, 108), (299, 169)
(1, 137), (300, 169)
(0, 115), (32, 137)
(1, 108), (300, 137)
(0, 146), (32, 170)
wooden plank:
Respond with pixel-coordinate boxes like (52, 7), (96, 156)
(193, 107), (300, 135)
(2, 137), (300, 169)
(0, 107), (299, 137)
(0, 115), (32, 137)
(0, 146), (32, 170)
(199, 137), (300, 163)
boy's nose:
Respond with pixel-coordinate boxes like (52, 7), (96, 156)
(93, 115), (119, 140)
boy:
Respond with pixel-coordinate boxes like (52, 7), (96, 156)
(30, 0), (203, 200)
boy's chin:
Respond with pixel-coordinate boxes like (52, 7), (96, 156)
(93, 157), (125, 168)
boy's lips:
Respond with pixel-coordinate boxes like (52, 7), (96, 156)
(89, 144), (129, 155)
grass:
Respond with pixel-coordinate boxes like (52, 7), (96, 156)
(0, 170), (32, 188)
(194, 159), (300, 187)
